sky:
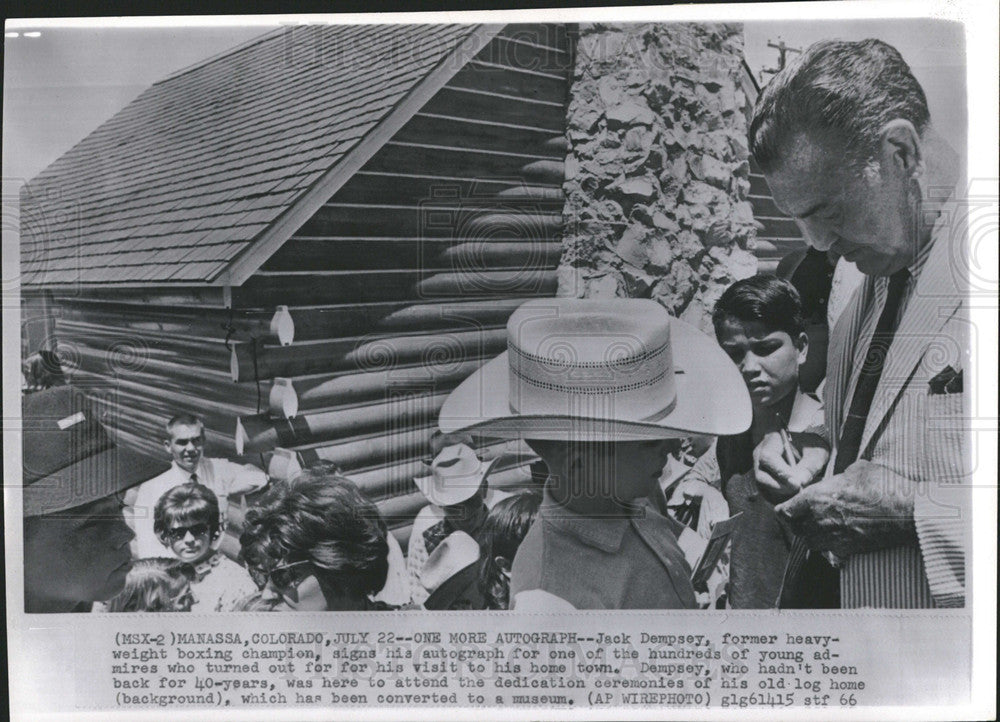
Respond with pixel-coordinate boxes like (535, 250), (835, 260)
(3, 16), (968, 189)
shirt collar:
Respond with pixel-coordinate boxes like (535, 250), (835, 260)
(193, 550), (222, 578)
(171, 459), (205, 479)
(538, 490), (639, 553)
(786, 386), (823, 433)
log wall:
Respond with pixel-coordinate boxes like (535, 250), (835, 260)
(52, 24), (573, 548)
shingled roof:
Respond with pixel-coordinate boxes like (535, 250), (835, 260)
(20, 23), (499, 288)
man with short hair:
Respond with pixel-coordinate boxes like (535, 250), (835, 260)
(23, 387), (169, 612)
(749, 39), (968, 608)
(129, 413), (268, 559)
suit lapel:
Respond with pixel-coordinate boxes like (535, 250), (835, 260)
(858, 222), (964, 454)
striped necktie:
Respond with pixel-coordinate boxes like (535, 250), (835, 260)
(779, 269), (910, 608)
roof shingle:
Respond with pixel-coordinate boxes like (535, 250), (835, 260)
(22, 23), (486, 287)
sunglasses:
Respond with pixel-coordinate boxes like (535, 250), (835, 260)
(164, 523), (211, 542)
(249, 559), (313, 592)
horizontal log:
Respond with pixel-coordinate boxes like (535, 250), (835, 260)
(234, 268), (558, 308)
(329, 171), (561, 207)
(79, 380), (249, 440)
(362, 138), (559, 181)
(395, 111), (563, 156)
(422, 85), (567, 130)
(55, 319), (233, 369)
(268, 425), (437, 478)
(52, 286), (230, 308)
(520, 159), (565, 184)
(55, 301), (291, 345)
(268, 358), (488, 417)
(231, 326), (507, 382)
(302, 201), (562, 240)
(749, 173), (776, 197)
(280, 297), (530, 343)
(418, 269), (558, 297)
(69, 369), (260, 426)
(443, 62), (568, 108)
(748, 193), (789, 219)
(61, 342), (248, 394)
(235, 390), (449, 455)
(489, 24), (572, 69)
(262, 237), (562, 273)
(755, 215), (803, 240)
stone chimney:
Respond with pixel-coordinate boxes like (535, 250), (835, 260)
(558, 23), (758, 332)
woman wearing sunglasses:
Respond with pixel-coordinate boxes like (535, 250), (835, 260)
(240, 470), (393, 611)
(152, 482), (257, 612)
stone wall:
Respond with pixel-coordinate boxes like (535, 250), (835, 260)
(558, 22), (758, 332)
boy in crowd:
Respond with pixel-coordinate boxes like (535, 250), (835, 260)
(130, 413), (268, 558)
(406, 432), (508, 605)
(153, 483), (257, 612)
(437, 298), (751, 610)
(711, 275), (831, 608)
(23, 386), (168, 612)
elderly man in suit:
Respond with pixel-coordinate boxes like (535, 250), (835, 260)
(748, 39), (968, 608)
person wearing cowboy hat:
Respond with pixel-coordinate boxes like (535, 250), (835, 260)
(22, 386), (169, 612)
(405, 433), (509, 606)
(438, 298), (751, 610)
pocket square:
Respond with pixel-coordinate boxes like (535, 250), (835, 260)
(929, 365), (962, 394)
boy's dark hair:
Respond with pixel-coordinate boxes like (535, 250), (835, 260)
(153, 483), (221, 538)
(712, 276), (806, 340)
(750, 38), (930, 172)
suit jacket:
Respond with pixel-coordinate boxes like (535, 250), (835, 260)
(822, 207), (969, 608)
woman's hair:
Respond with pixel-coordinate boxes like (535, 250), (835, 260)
(240, 470), (390, 601)
(477, 492), (542, 610)
(105, 558), (196, 613)
(153, 482), (221, 538)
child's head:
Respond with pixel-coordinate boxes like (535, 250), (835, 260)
(105, 558), (196, 612)
(712, 276), (808, 409)
(477, 492), (542, 609)
(153, 483), (221, 564)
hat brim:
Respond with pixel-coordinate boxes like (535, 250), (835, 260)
(413, 456), (501, 507)
(25, 445), (169, 517)
(438, 316), (750, 441)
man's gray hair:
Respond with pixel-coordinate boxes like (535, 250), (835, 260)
(749, 38), (930, 172)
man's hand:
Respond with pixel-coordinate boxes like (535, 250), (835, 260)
(775, 460), (918, 557)
(754, 431), (807, 503)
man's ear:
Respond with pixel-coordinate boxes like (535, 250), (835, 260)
(495, 556), (512, 576)
(879, 119), (923, 178)
(795, 331), (809, 366)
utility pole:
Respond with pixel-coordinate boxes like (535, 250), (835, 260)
(759, 39), (802, 83)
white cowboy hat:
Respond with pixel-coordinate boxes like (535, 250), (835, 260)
(438, 298), (751, 441)
(419, 530), (481, 593)
(413, 443), (501, 507)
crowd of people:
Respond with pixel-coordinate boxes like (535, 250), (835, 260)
(23, 38), (966, 613)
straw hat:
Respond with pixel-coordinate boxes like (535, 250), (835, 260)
(413, 443), (500, 507)
(438, 298), (750, 441)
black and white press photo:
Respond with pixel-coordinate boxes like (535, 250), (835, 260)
(4, 3), (996, 719)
